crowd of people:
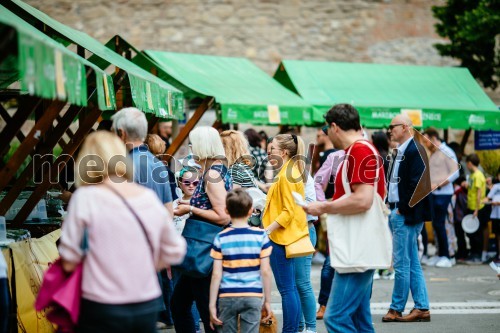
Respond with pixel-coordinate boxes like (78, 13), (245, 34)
(1, 103), (499, 333)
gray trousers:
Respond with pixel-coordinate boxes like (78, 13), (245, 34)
(217, 297), (262, 333)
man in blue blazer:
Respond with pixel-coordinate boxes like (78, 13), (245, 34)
(382, 115), (433, 323)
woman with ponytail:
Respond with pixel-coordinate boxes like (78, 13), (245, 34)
(262, 134), (309, 333)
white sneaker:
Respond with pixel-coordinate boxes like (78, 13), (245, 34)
(373, 271), (381, 280)
(435, 257), (453, 268)
(305, 330), (317, 333)
(425, 256), (440, 266)
(420, 255), (430, 265)
(450, 257), (456, 266)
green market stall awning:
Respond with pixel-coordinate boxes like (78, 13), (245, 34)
(274, 60), (500, 130)
(144, 51), (313, 125)
(7, 0), (183, 119)
(0, 5), (115, 110)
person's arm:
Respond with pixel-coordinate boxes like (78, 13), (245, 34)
(260, 257), (273, 321)
(304, 183), (374, 216)
(272, 173), (303, 228)
(209, 259), (223, 330)
(474, 187), (481, 217)
(158, 208), (187, 268)
(175, 169), (231, 225)
(59, 190), (86, 273)
(314, 155), (333, 202)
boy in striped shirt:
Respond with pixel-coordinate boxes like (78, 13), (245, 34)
(209, 189), (273, 333)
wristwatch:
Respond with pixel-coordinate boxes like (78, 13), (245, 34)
(189, 205), (194, 216)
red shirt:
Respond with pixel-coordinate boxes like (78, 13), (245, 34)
(332, 141), (386, 201)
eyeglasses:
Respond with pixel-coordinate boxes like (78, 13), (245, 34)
(388, 124), (405, 131)
(181, 180), (199, 187)
(321, 125), (329, 135)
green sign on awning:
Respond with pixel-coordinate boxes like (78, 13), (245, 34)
(0, 5), (115, 110)
(274, 60), (500, 130)
(8, 0), (183, 119)
(144, 51), (313, 125)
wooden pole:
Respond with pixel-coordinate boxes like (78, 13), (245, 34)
(0, 104), (83, 216)
(163, 97), (213, 163)
(0, 99), (66, 192)
(12, 107), (102, 226)
(460, 129), (472, 153)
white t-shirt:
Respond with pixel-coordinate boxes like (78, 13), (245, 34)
(0, 251), (7, 279)
(488, 183), (500, 219)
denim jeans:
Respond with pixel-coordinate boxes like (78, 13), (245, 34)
(0, 278), (9, 333)
(171, 274), (215, 333)
(216, 297), (262, 333)
(269, 240), (301, 333)
(318, 254), (335, 307)
(324, 270), (375, 333)
(432, 194), (452, 258)
(389, 209), (429, 312)
(294, 225), (317, 331)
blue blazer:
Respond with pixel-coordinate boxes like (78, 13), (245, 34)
(396, 139), (433, 225)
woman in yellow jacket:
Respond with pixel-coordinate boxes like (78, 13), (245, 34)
(263, 134), (309, 333)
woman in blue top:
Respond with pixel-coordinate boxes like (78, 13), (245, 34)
(173, 126), (232, 333)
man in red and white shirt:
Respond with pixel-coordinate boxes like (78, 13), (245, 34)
(304, 104), (385, 333)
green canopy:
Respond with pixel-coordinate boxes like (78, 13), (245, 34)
(0, 5), (115, 109)
(274, 60), (500, 130)
(8, 0), (183, 119)
(144, 51), (313, 125)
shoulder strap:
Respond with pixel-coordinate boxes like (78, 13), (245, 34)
(105, 185), (155, 257)
(341, 140), (382, 197)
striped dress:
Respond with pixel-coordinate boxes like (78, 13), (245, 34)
(210, 227), (272, 298)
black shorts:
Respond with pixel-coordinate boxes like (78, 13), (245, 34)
(492, 218), (500, 235)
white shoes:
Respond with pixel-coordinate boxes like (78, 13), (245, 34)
(435, 257), (453, 268)
(424, 256), (441, 266)
(373, 271), (381, 280)
(420, 255), (430, 265)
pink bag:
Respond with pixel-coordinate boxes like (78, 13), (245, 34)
(35, 258), (83, 332)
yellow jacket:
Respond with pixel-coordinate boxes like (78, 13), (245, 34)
(262, 160), (308, 245)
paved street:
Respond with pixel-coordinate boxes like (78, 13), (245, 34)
(165, 257), (500, 333)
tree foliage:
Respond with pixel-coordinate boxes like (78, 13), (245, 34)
(432, 0), (500, 89)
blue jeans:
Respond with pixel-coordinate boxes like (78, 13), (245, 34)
(324, 270), (375, 333)
(389, 209), (429, 312)
(270, 240), (301, 333)
(431, 194), (452, 258)
(294, 225), (317, 331)
(318, 254), (335, 307)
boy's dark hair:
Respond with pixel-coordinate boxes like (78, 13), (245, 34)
(466, 153), (480, 166)
(226, 189), (253, 218)
(423, 127), (440, 141)
(324, 104), (361, 131)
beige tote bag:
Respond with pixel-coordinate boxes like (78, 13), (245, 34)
(327, 141), (392, 273)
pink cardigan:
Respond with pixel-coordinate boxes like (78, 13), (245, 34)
(59, 184), (186, 304)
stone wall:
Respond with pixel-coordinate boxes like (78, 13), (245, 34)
(25, 0), (458, 74)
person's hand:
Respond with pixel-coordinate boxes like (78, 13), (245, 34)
(174, 204), (191, 216)
(473, 210), (478, 218)
(302, 201), (324, 216)
(209, 306), (223, 330)
(431, 183), (439, 191)
(261, 302), (272, 322)
(177, 199), (191, 205)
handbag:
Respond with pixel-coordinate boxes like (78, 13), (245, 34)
(327, 140), (392, 273)
(175, 218), (223, 278)
(285, 234), (315, 258)
(35, 229), (88, 332)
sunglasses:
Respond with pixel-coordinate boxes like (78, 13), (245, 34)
(321, 125), (329, 135)
(181, 180), (199, 186)
(388, 124), (405, 131)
